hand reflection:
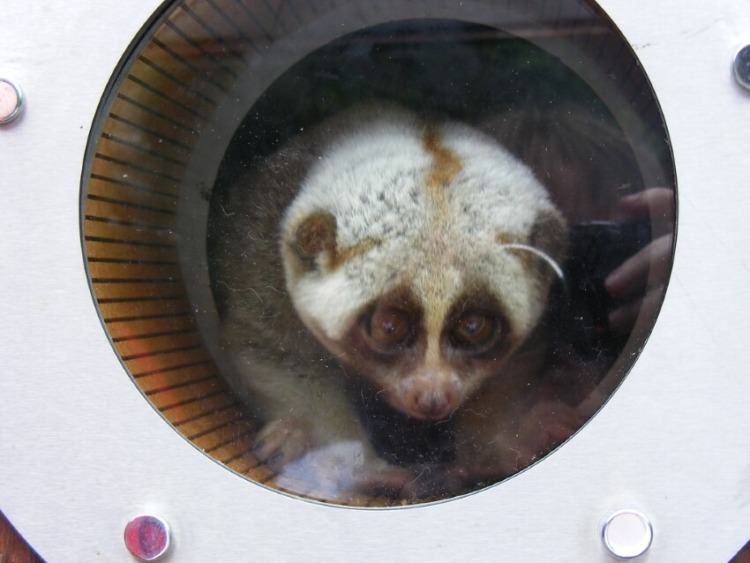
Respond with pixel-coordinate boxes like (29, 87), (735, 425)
(605, 188), (675, 332)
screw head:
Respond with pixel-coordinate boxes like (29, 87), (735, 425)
(0, 79), (24, 125)
(734, 45), (750, 91)
(124, 515), (172, 561)
(602, 509), (653, 559)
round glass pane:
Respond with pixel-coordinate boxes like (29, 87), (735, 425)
(81, 0), (676, 507)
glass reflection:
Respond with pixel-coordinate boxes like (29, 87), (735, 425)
(206, 20), (675, 502)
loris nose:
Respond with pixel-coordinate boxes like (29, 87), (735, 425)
(413, 388), (455, 420)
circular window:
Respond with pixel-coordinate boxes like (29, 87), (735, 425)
(82, 0), (675, 507)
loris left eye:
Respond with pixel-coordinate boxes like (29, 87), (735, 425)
(450, 312), (500, 351)
(365, 307), (415, 352)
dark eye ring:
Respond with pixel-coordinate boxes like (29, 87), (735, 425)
(451, 312), (499, 350)
(364, 307), (414, 351)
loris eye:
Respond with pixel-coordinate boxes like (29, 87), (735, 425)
(365, 308), (414, 350)
(451, 312), (499, 350)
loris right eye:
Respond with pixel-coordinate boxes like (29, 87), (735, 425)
(450, 311), (501, 352)
(365, 307), (414, 351)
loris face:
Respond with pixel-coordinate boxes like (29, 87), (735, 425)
(280, 106), (565, 420)
(342, 284), (520, 420)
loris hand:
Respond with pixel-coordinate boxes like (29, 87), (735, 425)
(606, 188), (675, 333)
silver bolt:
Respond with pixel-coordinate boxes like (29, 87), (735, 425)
(0, 78), (24, 125)
(602, 509), (653, 559)
(123, 515), (172, 561)
(735, 45), (750, 91)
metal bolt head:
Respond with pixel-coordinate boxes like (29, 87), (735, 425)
(124, 515), (172, 561)
(735, 45), (750, 91)
(602, 509), (653, 559)
(0, 79), (24, 124)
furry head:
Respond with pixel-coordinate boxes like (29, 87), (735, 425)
(280, 105), (565, 419)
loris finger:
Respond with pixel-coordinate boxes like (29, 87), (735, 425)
(252, 416), (312, 471)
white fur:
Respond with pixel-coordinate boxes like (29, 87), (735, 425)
(282, 110), (559, 341)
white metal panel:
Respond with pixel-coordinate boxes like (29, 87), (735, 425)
(0, 0), (748, 561)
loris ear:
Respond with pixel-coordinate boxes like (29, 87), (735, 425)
(289, 210), (337, 271)
(530, 208), (568, 271)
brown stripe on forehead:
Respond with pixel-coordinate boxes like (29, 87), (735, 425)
(291, 210), (382, 271)
(422, 125), (463, 196)
(329, 237), (381, 270)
